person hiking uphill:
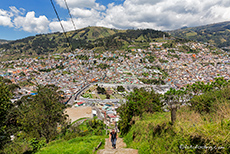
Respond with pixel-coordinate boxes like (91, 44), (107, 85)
(109, 129), (118, 149)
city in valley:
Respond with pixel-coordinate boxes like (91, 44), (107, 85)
(1, 40), (229, 126)
(1, 1), (230, 153)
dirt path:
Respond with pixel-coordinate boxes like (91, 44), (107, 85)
(97, 138), (138, 154)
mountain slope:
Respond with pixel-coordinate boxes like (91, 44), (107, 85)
(0, 27), (168, 60)
(169, 21), (230, 48)
(0, 27), (123, 54)
(66, 26), (126, 41)
(0, 39), (10, 44)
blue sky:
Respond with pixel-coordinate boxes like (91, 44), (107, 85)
(0, 0), (230, 40)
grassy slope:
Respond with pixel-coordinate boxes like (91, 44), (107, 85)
(0, 27), (125, 60)
(69, 26), (126, 40)
(0, 27), (168, 61)
(124, 104), (230, 153)
(36, 136), (106, 154)
(169, 21), (230, 47)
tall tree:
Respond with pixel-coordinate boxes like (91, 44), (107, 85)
(163, 88), (187, 124)
(0, 80), (12, 149)
(117, 88), (162, 135)
(16, 85), (67, 143)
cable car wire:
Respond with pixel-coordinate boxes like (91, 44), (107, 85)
(63, 0), (77, 30)
(50, 0), (73, 50)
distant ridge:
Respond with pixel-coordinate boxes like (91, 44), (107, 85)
(0, 26), (168, 60)
(0, 39), (10, 45)
(169, 21), (230, 48)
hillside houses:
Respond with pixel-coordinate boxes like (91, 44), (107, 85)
(1, 40), (230, 101)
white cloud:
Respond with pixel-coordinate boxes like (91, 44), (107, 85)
(9, 6), (25, 16)
(0, 9), (13, 27)
(71, 8), (93, 18)
(1, 0), (230, 36)
(49, 0), (105, 32)
(49, 9), (103, 32)
(14, 11), (50, 33)
(55, 0), (105, 10)
(0, 15), (13, 27)
(97, 0), (230, 30)
(49, 20), (75, 32)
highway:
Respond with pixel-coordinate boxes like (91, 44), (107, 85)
(66, 83), (91, 106)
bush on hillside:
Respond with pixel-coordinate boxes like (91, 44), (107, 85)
(190, 86), (230, 113)
(117, 88), (163, 135)
(117, 85), (125, 92)
(86, 118), (105, 135)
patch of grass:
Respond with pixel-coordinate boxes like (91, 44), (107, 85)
(98, 94), (106, 100)
(36, 136), (106, 154)
(186, 32), (197, 37)
(71, 117), (90, 126)
(113, 94), (124, 99)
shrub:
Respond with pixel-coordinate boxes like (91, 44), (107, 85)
(117, 88), (163, 135)
(190, 87), (230, 114)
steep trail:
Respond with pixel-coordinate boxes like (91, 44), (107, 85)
(97, 138), (138, 154)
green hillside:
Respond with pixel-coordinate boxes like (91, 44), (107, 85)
(0, 27), (168, 60)
(124, 106), (230, 153)
(119, 79), (230, 153)
(0, 27), (122, 59)
(169, 21), (230, 48)
(36, 136), (105, 154)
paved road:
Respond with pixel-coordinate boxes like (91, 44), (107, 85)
(66, 83), (91, 106)
(66, 81), (170, 106)
(74, 84), (91, 100)
(95, 83), (170, 94)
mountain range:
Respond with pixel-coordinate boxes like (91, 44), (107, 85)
(169, 21), (230, 48)
(0, 26), (168, 60)
(1, 21), (230, 60)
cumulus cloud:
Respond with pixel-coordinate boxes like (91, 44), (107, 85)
(55, 0), (105, 10)
(0, 9), (14, 27)
(49, 20), (75, 32)
(49, 0), (105, 32)
(0, 16), (13, 27)
(97, 0), (230, 30)
(14, 11), (50, 33)
(49, 8), (102, 32)
(71, 8), (93, 18)
(9, 6), (25, 16)
(1, 0), (230, 35)
(0, 6), (26, 27)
